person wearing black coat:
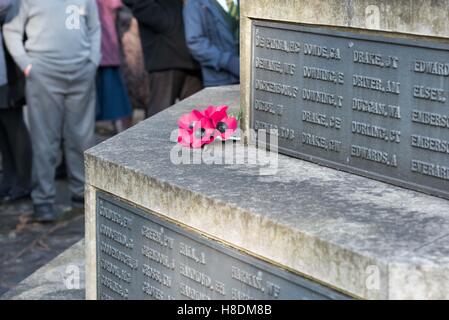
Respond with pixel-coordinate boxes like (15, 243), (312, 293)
(0, 0), (31, 202)
(123, 0), (203, 118)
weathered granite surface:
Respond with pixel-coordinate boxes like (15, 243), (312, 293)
(241, 0), (449, 37)
(85, 86), (449, 300)
(0, 240), (85, 300)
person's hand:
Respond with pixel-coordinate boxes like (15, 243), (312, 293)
(24, 64), (33, 77)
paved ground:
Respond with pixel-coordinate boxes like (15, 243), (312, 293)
(0, 179), (85, 297)
(0, 240), (85, 300)
(0, 120), (130, 297)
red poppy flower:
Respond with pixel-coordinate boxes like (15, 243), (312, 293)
(203, 105), (228, 124)
(177, 105), (238, 148)
(177, 128), (193, 148)
(178, 109), (204, 131)
(215, 116), (238, 140)
(178, 117), (215, 148)
(203, 105), (237, 140)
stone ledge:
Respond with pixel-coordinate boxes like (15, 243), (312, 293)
(85, 86), (449, 299)
(0, 240), (85, 300)
(241, 0), (449, 39)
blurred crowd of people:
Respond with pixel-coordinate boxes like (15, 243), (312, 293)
(0, 0), (240, 222)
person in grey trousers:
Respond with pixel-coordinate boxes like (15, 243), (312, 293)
(0, 0), (32, 203)
(3, 0), (101, 222)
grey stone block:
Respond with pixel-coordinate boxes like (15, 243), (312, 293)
(85, 86), (449, 299)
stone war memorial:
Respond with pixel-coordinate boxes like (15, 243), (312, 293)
(82, 0), (449, 300)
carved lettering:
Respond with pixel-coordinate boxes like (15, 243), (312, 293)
(302, 132), (342, 153)
(255, 34), (301, 53)
(100, 224), (133, 249)
(214, 281), (226, 296)
(100, 258), (132, 283)
(251, 23), (449, 199)
(353, 50), (399, 68)
(231, 266), (264, 291)
(180, 282), (211, 300)
(100, 241), (138, 269)
(100, 293), (113, 300)
(411, 160), (449, 181)
(179, 262), (213, 289)
(303, 66), (344, 84)
(231, 288), (255, 300)
(413, 86), (446, 103)
(141, 245), (175, 270)
(255, 57), (296, 75)
(353, 75), (400, 94)
(142, 226), (174, 249)
(351, 121), (401, 143)
(255, 79), (298, 98)
(267, 281), (282, 298)
(101, 274), (129, 299)
(142, 282), (164, 300)
(351, 145), (398, 167)
(302, 89), (343, 107)
(414, 60), (449, 76)
(179, 242), (206, 265)
(352, 98), (401, 119)
(304, 43), (341, 60)
(254, 121), (295, 140)
(302, 111), (342, 129)
(254, 121), (278, 134)
(98, 204), (132, 229)
(142, 264), (172, 288)
(411, 135), (449, 154)
(254, 99), (283, 116)
(412, 110), (449, 129)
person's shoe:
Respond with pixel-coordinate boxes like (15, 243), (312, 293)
(32, 204), (57, 223)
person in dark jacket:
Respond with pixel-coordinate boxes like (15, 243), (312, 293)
(116, 6), (150, 111)
(183, 0), (240, 87)
(123, 0), (203, 118)
(0, 0), (31, 203)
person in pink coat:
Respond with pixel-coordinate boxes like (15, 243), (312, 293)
(96, 0), (133, 133)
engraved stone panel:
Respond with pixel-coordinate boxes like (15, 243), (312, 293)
(96, 192), (348, 300)
(251, 21), (449, 199)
